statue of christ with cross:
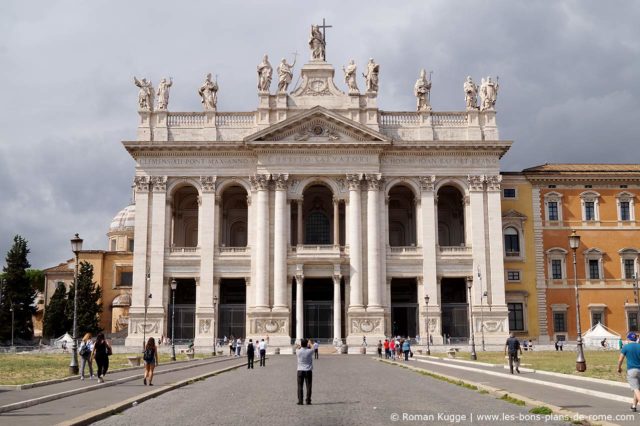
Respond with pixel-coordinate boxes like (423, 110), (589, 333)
(309, 19), (332, 61)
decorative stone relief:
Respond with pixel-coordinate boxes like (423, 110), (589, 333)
(294, 124), (340, 141)
(249, 174), (270, 191)
(427, 317), (439, 333)
(482, 319), (505, 333)
(135, 321), (159, 334)
(134, 176), (149, 192)
(150, 176), (167, 192)
(418, 175), (436, 191)
(255, 319), (288, 334)
(199, 319), (211, 334)
(365, 174), (382, 191)
(301, 79), (331, 96)
(351, 319), (383, 334)
(200, 176), (217, 192)
(272, 173), (289, 190)
(486, 175), (502, 191)
(346, 174), (362, 190)
(467, 175), (485, 191)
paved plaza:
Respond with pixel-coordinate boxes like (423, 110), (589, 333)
(93, 356), (565, 426)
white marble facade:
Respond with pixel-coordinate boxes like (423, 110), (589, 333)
(124, 37), (511, 351)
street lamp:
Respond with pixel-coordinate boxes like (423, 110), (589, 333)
(424, 295), (431, 356)
(69, 233), (83, 375)
(9, 299), (14, 349)
(213, 295), (218, 356)
(466, 276), (477, 360)
(170, 279), (177, 361)
(569, 230), (587, 372)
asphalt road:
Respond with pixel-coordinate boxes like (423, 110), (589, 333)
(95, 356), (567, 426)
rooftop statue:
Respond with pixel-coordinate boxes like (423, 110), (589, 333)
(309, 24), (326, 61)
(257, 54), (273, 93)
(480, 76), (499, 111)
(198, 73), (218, 111)
(156, 77), (173, 111)
(277, 56), (296, 93)
(133, 76), (154, 111)
(343, 59), (359, 95)
(363, 58), (379, 94)
(414, 69), (432, 112)
(464, 76), (478, 110)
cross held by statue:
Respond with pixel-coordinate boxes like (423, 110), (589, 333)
(318, 18), (332, 43)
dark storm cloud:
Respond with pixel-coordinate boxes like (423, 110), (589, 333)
(0, 0), (638, 267)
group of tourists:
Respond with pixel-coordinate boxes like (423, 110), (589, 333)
(77, 332), (112, 383)
(245, 338), (268, 369)
(380, 337), (413, 361)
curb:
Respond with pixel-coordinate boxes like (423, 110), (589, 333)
(0, 355), (217, 391)
(58, 362), (246, 426)
(377, 359), (620, 426)
(0, 356), (235, 414)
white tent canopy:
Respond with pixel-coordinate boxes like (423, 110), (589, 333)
(582, 323), (621, 347)
(54, 332), (74, 348)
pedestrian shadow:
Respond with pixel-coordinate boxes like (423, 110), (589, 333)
(310, 401), (360, 406)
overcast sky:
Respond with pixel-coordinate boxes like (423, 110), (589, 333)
(1, 1), (638, 269)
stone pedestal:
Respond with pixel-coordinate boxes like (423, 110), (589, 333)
(125, 307), (165, 349)
(247, 311), (291, 347)
(194, 307), (215, 348)
(346, 312), (385, 352)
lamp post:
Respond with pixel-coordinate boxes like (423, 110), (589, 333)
(569, 230), (587, 372)
(170, 279), (177, 361)
(69, 233), (83, 375)
(142, 274), (151, 350)
(466, 276), (477, 360)
(478, 267), (486, 352)
(10, 299), (15, 349)
(424, 295), (431, 356)
(213, 295), (218, 356)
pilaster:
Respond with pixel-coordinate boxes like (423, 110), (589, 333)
(195, 176), (216, 347)
(346, 174), (364, 311)
(272, 174), (289, 311)
(148, 176), (167, 310)
(250, 174), (271, 310)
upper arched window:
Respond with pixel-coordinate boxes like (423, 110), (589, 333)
(305, 211), (330, 244)
(504, 227), (520, 257)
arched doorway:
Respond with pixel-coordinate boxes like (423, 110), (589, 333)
(172, 278), (196, 342)
(388, 185), (417, 246)
(171, 186), (199, 247)
(220, 186), (248, 247)
(390, 278), (418, 338)
(218, 279), (246, 339)
(437, 186), (465, 246)
(441, 278), (469, 342)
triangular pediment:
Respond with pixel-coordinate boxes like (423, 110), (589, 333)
(502, 209), (528, 221)
(244, 106), (390, 144)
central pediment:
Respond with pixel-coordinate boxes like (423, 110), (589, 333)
(244, 106), (390, 144)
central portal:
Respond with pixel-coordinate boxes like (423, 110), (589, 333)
(292, 278), (334, 341)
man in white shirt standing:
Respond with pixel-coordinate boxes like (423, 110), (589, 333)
(296, 339), (314, 405)
(259, 338), (267, 367)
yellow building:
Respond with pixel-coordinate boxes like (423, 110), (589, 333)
(500, 173), (540, 341)
(43, 205), (134, 334)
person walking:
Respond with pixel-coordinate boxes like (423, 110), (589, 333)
(230, 337), (235, 356)
(143, 337), (159, 385)
(505, 332), (522, 374)
(236, 338), (242, 357)
(313, 340), (319, 360)
(259, 338), (267, 367)
(383, 339), (390, 359)
(389, 339), (396, 360)
(296, 338), (314, 405)
(91, 333), (112, 383)
(79, 333), (94, 380)
(617, 332), (640, 412)
(246, 339), (255, 369)
(402, 338), (411, 361)
(377, 340), (383, 358)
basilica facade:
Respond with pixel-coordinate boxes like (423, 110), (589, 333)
(124, 28), (511, 351)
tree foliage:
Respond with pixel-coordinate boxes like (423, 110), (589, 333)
(0, 235), (37, 341)
(43, 283), (69, 338)
(65, 261), (102, 336)
(26, 269), (45, 293)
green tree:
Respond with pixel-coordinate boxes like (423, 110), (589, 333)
(0, 235), (37, 341)
(66, 262), (102, 336)
(26, 269), (45, 293)
(43, 283), (69, 338)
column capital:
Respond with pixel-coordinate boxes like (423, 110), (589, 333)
(467, 175), (486, 192)
(250, 174), (270, 191)
(418, 175), (436, 192)
(150, 176), (167, 192)
(416, 275), (424, 285)
(200, 176), (217, 193)
(486, 175), (502, 192)
(333, 196), (341, 205)
(346, 173), (363, 190)
(365, 173), (382, 191)
(134, 176), (150, 192)
(272, 173), (289, 190)
(245, 276), (251, 286)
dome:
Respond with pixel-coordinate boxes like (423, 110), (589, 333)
(112, 293), (132, 307)
(109, 204), (135, 233)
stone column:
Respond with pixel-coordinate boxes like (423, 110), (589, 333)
(468, 175), (487, 306)
(126, 177), (150, 347)
(346, 174), (364, 310)
(486, 176), (507, 307)
(250, 174), (270, 310)
(195, 176), (216, 347)
(295, 267), (304, 342)
(148, 176), (167, 309)
(333, 197), (340, 245)
(333, 268), (342, 341)
(297, 199), (303, 245)
(419, 176), (438, 306)
(366, 174), (382, 310)
(273, 174), (288, 311)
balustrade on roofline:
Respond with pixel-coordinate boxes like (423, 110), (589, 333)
(379, 111), (469, 127)
(166, 112), (255, 127)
